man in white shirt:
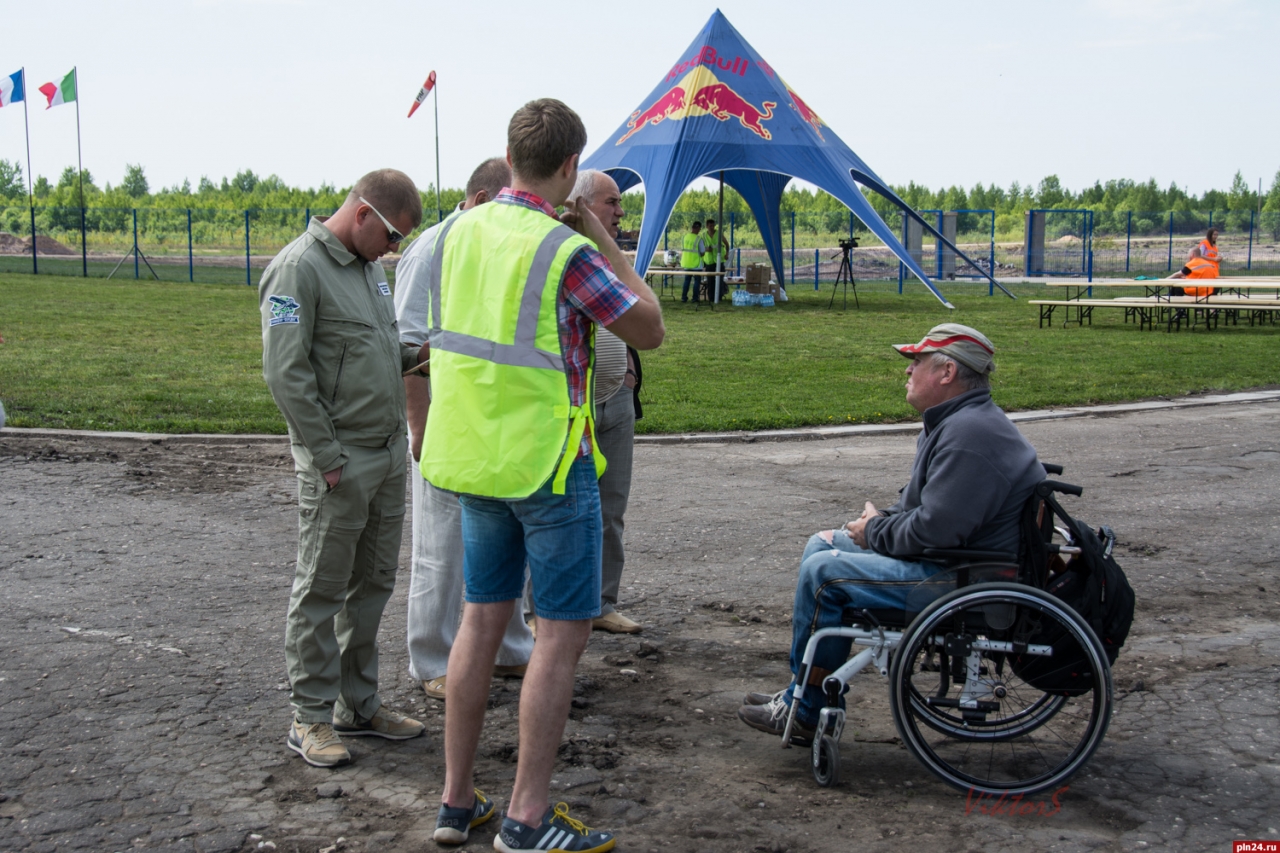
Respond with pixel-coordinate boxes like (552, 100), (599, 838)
(393, 157), (534, 701)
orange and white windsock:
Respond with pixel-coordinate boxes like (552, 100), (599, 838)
(407, 71), (437, 118)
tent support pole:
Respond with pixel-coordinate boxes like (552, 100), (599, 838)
(903, 206), (1014, 299)
(716, 171), (724, 303)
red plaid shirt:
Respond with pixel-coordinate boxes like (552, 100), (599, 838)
(496, 188), (639, 456)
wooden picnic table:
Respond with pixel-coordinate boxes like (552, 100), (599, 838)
(1032, 296), (1280, 332)
(1039, 278), (1280, 301)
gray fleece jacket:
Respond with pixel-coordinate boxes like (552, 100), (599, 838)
(864, 388), (1043, 558)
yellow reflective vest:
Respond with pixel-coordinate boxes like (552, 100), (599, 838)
(681, 231), (702, 270)
(419, 201), (606, 498)
(703, 232), (720, 266)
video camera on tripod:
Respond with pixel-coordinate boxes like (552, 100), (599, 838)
(828, 237), (860, 309)
(830, 237), (858, 261)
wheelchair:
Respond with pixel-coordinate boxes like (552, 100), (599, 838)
(780, 464), (1114, 796)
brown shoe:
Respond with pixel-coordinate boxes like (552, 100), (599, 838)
(287, 721), (352, 768)
(493, 664), (528, 678)
(422, 676), (447, 701)
(334, 705), (425, 740)
(592, 611), (643, 634)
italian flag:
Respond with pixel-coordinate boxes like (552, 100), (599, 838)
(39, 69), (77, 109)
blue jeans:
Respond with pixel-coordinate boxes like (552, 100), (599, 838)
(458, 458), (602, 621)
(786, 531), (949, 724)
(681, 273), (700, 301)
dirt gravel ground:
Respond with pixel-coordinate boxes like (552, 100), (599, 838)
(2, 400), (1279, 853)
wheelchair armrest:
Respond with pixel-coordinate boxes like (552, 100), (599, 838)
(922, 548), (1018, 565)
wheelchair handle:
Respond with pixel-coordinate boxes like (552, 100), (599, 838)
(1041, 462), (1064, 475)
(1038, 479), (1083, 498)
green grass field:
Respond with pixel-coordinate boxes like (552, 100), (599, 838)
(0, 273), (1275, 435)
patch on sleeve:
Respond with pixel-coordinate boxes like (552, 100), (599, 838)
(377, 281), (391, 296)
(268, 295), (301, 326)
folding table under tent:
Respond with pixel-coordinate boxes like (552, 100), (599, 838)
(581, 9), (1011, 309)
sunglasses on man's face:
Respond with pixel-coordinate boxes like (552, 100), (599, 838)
(359, 196), (406, 243)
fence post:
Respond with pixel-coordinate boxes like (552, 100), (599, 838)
(814, 247), (819, 291)
(848, 210), (853, 243)
(1125, 211), (1131, 273)
(935, 211), (943, 278)
(28, 205), (38, 275)
(736, 247), (741, 276)
(789, 211), (795, 284)
(898, 211), (906, 294)
(133, 209), (140, 280)
(988, 211), (995, 296)
(187, 209), (194, 282)
(305, 207), (310, 229)
(1166, 211), (1173, 272)
(245, 210), (251, 286)
(1248, 209), (1255, 270)
(1208, 210), (1213, 230)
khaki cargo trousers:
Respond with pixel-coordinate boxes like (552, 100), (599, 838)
(285, 434), (407, 724)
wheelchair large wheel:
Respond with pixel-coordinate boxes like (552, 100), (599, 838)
(888, 582), (1112, 796)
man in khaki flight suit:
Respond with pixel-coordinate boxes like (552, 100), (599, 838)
(259, 169), (428, 768)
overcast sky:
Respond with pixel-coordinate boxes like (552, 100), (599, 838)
(1, 0), (1275, 198)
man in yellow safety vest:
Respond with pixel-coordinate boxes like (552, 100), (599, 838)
(703, 217), (730, 301)
(422, 99), (664, 852)
(680, 220), (705, 302)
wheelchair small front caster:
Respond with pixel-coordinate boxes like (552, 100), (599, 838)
(812, 734), (840, 787)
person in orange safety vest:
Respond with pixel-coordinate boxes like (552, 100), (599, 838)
(1167, 228), (1220, 296)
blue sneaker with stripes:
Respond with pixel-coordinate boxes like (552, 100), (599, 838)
(433, 788), (495, 844)
(493, 802), (615, 852)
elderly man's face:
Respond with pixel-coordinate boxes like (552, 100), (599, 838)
(583, 175), (624, 238)
(904, 354), (956, 414)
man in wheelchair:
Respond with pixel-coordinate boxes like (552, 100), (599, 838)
(738, 323), (1046, 743)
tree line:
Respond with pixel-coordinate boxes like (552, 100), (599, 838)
(1, 159), (1277, 227)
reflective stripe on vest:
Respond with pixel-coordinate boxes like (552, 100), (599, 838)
(1198, 240), (1220, 264)
(420, 200), (606, 498)
(681, 232), (702, 269)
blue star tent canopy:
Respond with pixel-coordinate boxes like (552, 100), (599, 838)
(581, 9), (1011, 308)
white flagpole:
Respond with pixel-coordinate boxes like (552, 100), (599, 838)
(74, 67), (86, 277)
(433, 81), (441, 224)
(21, 67), (35, 274)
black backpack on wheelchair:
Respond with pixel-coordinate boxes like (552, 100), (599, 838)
(992, 471), (1135, 696)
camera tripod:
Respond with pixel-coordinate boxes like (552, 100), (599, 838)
(827, 240), (860, 310)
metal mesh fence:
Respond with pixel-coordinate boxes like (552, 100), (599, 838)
(0, 206), (336, 285)
(3, 204), (1277, 286)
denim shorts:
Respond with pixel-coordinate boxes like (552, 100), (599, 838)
(458, 457), (602, 621)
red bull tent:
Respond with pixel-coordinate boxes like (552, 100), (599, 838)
(581, 9), (1010, 308)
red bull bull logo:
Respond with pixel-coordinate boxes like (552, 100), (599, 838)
(615, 66), (775, 145)
(785, 84), (826, 141)
(691, 83), (775, 140)
(616, 85), (686, 145)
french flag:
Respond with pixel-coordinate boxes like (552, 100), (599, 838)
(0, 69), (23, 108)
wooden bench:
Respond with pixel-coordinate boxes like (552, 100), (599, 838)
(1029, 299), (1280, 332)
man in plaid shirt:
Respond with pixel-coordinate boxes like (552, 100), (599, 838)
(430, 99), (664, 852)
